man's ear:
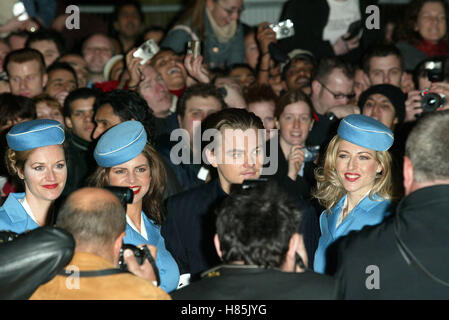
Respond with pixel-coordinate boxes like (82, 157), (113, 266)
(42, 73), (48, 88)
(403, 156), (414, 196)
(214, 234), (222, 259)
(113, 231), (126, 262)
(311, 79), (321, 95)
(65, 116), (73, 129)
(205, 148), (218, 168)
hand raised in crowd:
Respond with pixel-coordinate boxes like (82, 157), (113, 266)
(427, 82), (449, 111)
(327, 104), (360, 118)
(125, 48), (145, 90)
(0, 17), (27, 34)
(256, 22), (277, 56)
(123, 244), (158, 284)
(333, 35), (360, 56)
(404, 90), (423, 122)
(287, 145), (305, 181)
(184, 53), (210, 84)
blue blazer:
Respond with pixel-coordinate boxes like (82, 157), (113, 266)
(0, 193), (39, 233)
(314, 194), (393, 274)
(123, 212), (180, 293)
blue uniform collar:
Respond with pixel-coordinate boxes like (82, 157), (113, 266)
(3, 193), (28, 223)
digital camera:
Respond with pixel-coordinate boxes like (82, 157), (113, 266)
(301, 145), (320, 162)
(133, 39), (160, 65)
(420, 90), (446, 112)
(103, 186), (133, 210)
(118, 243), (160, 285)
(187, 40), (201, 59)
(270, 19), (295, 40)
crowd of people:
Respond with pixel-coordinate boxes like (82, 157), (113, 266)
(0, 0), (448, 300)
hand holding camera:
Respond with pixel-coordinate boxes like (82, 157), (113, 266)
(184, 41), (210, 84)
(120, 244), (159, 285)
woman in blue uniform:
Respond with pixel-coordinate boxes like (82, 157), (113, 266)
(313, 114), (395, 274)
(89, 120), (180, 293)
(0, 119), (66, 233)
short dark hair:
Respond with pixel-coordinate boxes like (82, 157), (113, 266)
(226, 63), (256, 77)
(4, 48), (46, 76)
(95, 89), (155, 145)
(244, 83), (277, 106)
(56, 189), (126, 247)
(46, 61), (78, 87)
(275, 89), (314, 120)
(63, 87), (100, 117)
(25, 28), (66, 57)
(113, 0), (144, 23)
(0, 93), (36, 129)
(176, 83), (227, 119)
(362, 44), (405, 74)
(216, 181), (302, 268)
(313, 57), (354, 84)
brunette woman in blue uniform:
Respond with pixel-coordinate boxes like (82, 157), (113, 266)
(89, 120), (180, 293)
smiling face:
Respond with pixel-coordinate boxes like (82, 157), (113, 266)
(276, 101), (314, 148)
(206, 0), (244, 27)
(362, 93), (398, 129)
(335, 139), (381, 199)
(108, 153), (150, 205)
(92, 103), (122, 140)
(416, 1), (447, 43)
(207, 128), (263, 194)
(152, 51), (187, 91)
(229, 67), (256, 88)
(36, 102), (64, 125)
(285, 59), (314, 92)
(138, 66), (172, 117)
(19, 145), (67, 203)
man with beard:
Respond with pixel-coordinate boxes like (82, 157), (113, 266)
(281, 49), (316, 96)
(82, 33), (115, 84)
(112, 1), (144, 53)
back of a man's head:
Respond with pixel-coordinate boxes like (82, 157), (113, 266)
(56, 188), (126, 251)
(216, 182), (302, 268)
(313, 57), (354, 84)
(406, 110), (449, 184)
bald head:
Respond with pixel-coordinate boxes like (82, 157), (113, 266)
(56, 187), (126, 249)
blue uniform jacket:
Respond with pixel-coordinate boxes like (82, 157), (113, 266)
(123, 213), (180, 293)
(0, 193), (39, 233)
(314, 194), (393, 274)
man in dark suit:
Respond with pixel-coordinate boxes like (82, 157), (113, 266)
(162, 108), (266, 286)
(327, 110), (449, 299)
(171, 181), (337, 300)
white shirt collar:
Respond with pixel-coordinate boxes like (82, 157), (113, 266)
(126, 213), (148, 240)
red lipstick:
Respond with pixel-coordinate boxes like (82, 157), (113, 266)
(43, 184), (58, 189)
(344, 173), (360, 182)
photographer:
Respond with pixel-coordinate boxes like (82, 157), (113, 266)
(30, 187), (171, 300)
(405, 58), (449, 122)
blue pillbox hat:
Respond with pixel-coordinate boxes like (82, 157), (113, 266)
(94, 120), (147, 167)
(6, 119), (65, 151)
(337, 114), (394, 151)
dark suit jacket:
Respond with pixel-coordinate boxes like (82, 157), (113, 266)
(327, 185), (449, 299)
(162, 179), (227, 278)
(278, 0), (383, 63)
(171, 265), (338, 300)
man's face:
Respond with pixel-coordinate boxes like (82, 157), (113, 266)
(368, 55), (403, 87)
(65, 97), (96, 142)
(229, 67), (256, 88)
(178, 95), (223, 145)
(247, 101), (276, 138)
(312, 68), (354, 114)
(152, 51), (187, 91)
(82, 35), (114, 74)
(92, 103), (122, 140)
(45, 69), (77, 105)
(29, 40), (60, 67)
(285, 59), (314, 93)
(208, 128), (263, 194)
(59, 54), (89, 88)
(114, 4), (142, 38)
(7, 60), (47, 98)
(362, 93), (398, 129)
(138, 66), (171, 117)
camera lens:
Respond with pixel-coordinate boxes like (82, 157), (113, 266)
(421, 92), (445, 112)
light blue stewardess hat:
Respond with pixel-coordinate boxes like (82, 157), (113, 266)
(337, 114), (394, 151)
(94, 120), (147, 168)
(6, 119), (65, 151)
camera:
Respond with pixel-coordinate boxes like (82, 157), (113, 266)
(270, 19), (295, 40)
(0, 231), (19, 244)
(118, 243), (160, 285)
(187, 40), (201, 59)
(103, 186), (133, 210)
(420, 90), (446, 112)
(425, 60), (444, 82)
(301, 145), (320, 162)
(133, 39), (160, 65)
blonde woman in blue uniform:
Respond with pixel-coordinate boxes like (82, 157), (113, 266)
(313, 114), (395, 274)
(89, 120), (180, 293)
(0, 119), (66, 233)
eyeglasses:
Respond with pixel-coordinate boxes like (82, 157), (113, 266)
(318, 81), (355, 100)
(216, 1), (244, 16)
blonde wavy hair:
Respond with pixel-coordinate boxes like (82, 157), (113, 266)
(312, 135), (393, 213)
